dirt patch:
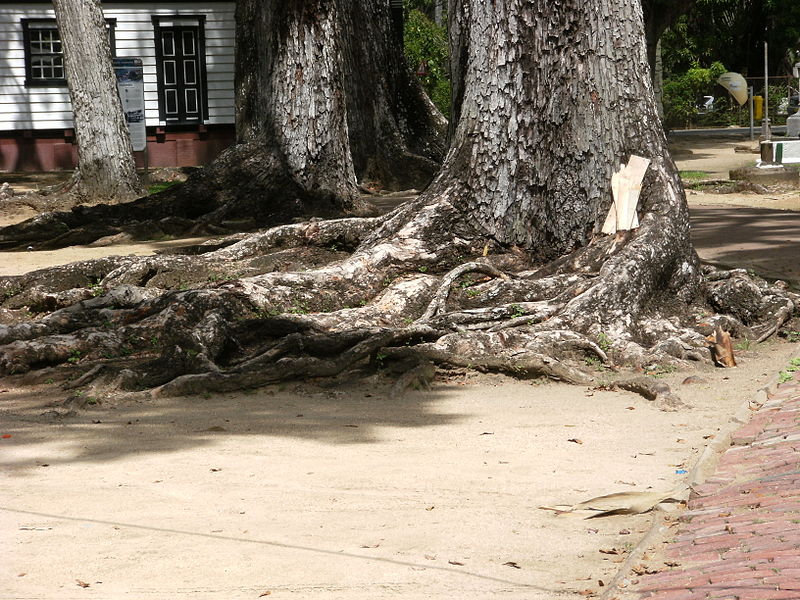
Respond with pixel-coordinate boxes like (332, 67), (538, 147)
(1, 340), (796, 599)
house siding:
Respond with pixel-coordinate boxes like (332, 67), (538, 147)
(0, 2), (236, 172)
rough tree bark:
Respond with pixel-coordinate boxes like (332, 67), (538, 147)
(53, 0), (142, 202)
(0, 0), (795, 400)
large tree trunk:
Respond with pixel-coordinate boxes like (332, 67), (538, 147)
(339, 0), (447, 190)
(53, 0), (142, 203)
(176, 0), (366, 226)
(0, 0), (795, 398)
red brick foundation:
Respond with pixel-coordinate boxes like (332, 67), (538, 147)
(0, 125), (235, 172)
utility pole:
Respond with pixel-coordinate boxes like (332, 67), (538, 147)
(762, 39), (771, 140)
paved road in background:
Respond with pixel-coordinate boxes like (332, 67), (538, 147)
(670, 126), (786, 138)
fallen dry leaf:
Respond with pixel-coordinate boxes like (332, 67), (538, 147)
(568, 438), (584, 445)
(76, 580), (90, 588)
(503, 561), (521, 569)
(425, 506), (435, 511)
(599, 548), (624, 555)
(632, 563), (661, 575)
(259, 592), (272, 597)
(448, 560), (465, 566)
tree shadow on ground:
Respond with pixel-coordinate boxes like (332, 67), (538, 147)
(690, 206), (800, 283)
(0, 377), (470, 473)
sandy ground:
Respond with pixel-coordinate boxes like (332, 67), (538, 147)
(2, 344), (797, 600)
(1, 137), (799, 599)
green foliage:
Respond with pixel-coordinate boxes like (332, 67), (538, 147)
(778, 357), (800, 383)
(597, 332), (613, 352)
(662, 61), (727, 128)
(404, 8), (451, 117)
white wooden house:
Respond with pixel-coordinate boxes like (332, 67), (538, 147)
(0, 1), (236, 171)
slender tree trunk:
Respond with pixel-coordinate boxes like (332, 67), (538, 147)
(53, 0), (142, 203)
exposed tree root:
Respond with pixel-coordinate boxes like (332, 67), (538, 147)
(607, 377), (688, 412)
(0, 195), (797, 402)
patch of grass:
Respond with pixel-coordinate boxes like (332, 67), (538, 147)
(785, 331), (800, 343)
(679, 170), (709, 181)
(147, 181), (181, 195)
(734, 338), (752, 351)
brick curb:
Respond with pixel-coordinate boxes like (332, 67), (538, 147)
(601, 361), (800, 600)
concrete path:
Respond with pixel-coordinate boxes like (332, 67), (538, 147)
(629, 365), (800, 600)
(690, 207), (800, 284)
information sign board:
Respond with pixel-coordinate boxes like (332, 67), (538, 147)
(113, 58), (146, 152)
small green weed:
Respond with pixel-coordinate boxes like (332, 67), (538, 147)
(734, 338), (752, 351)
(67, 350), (81, 364)
(289, 301), (310, 315)
(147, 181), (181, 195)
(785, 331), (800, 342)
(646, 363), (677, 378)
(509, 304), (525, 318)
(597, 332), (613, 352)
(584, 356), (609, 372)
(418, 266), (428, 273)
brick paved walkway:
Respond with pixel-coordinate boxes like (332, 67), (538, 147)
(631, 368), (800, 600)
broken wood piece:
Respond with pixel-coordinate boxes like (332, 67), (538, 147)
(602, 155), (651, 234)
(706, 325), (736, 368)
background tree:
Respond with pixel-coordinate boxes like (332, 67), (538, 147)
(0, 0), (446, 248)
(661, 0), (800, 77)
(0, 0), (795, 397)
(641, 0), (696, 79)
(52, 0), (142, 203)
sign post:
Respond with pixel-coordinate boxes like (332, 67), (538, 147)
(113, 58), (148, 182)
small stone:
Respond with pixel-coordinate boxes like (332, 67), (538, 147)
(682, 376), (709, 385)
